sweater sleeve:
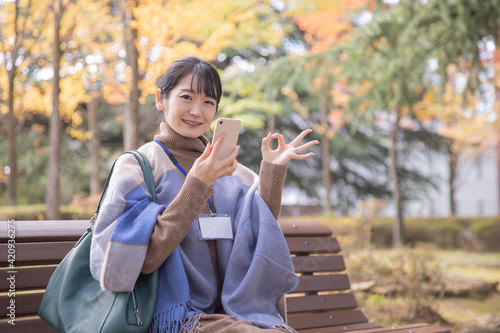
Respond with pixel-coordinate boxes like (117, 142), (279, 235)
(141, 174), (213, 274)
(257, 160), (287, 220)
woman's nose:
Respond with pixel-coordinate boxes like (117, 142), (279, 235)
(189, 102), (203, 116)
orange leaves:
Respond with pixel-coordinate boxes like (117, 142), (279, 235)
(328, 108), (347, 130)
(330, 79), (350, 108)
(358, 100), (371, 113)
(415, 84), (479, 125)
(355, 80), (373, 98)
(281, 85), (344, 140)
(494, 49), (500, 88)
(294, 0), (374, 52)
(295, 9), (348, 36)
(281, 86), (310, 119)
(413, 91), (435, 121)
(421, 91), (435, 106)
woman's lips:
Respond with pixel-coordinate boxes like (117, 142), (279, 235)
(183, 119), (202, 128)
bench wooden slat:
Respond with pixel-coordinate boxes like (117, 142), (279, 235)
(346, 323), (451, 333)
(287, 293), (358, 313)
(0, 241), (75, 266)
(0, 220), (88, 243)
(0, 292), (44, 318)
(279, 220), (333, 237)
(0, 317), (57, 333)
(0, 266), (56, 291)
(296, 322), (383, 333)
(288, 309), (369, 330)
(291, 274), (351, 293)
(286, 237), (341, 254)
(292, 255), (345, 273)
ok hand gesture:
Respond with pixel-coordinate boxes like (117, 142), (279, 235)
(261, 129), (319, 166)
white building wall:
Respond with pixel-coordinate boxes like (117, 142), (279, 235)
(455, 150), (499, 217)
(405, 148), (499, 217)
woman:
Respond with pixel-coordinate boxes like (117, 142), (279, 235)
(90, 56), (318, 332)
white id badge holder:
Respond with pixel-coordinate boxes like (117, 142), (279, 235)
(198, 214), (233, 240)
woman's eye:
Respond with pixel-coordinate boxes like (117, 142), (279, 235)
(180, 95), (192, 100)
(205, 100), (215, 106)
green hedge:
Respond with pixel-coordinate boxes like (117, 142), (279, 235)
(470, 219), (500, 252)
(370, 217), (500, 252)
(371, 217), (462, 248)
(0, 205), (94, 221)
(284, 215), (500, 252)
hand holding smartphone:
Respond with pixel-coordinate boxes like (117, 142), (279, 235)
(212, 118), (241, 159)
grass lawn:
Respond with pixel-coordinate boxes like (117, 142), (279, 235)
(357, 249), (500, 332)
(437, 250), (500, 292)
(437, 250), (500, 331)
(286, 216), (500, 331)
(438, 294), (500, 329)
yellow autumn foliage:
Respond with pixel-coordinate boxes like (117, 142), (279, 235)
(133, 0), (255, 97)
(67, 128), (93, 142)
(414, 80), (499, 155)
(21, 82), (52, 117)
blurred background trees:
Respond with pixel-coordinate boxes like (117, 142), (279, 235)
(0, 0), (499, 243)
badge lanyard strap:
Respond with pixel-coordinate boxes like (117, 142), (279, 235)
(154, 139), (217, 215)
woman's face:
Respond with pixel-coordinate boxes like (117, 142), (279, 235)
(156, 73), (217, 138)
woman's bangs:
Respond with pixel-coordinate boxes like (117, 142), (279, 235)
(191, 65), (219, 101)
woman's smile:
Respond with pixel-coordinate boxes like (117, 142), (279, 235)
(182, 119), (202, 128)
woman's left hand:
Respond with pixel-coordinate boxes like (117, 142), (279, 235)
(261, 129), (319, 166)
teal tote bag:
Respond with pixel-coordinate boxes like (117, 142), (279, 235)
(39, 151), (159, 333)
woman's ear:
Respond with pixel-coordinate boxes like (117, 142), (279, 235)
(155, 88), (164, 111)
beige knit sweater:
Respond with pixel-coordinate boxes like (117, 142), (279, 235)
(141, 123), (287, 285)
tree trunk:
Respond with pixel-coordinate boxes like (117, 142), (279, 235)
(498, 126), (500, 215)
(46, 0), (63, 220)
(88, 95), (100, 195)
(266, 86), (277, 143)
(446, 141), (458, 216)
(122, 1), (140, 151)
(5, 0), (21, 206)
(389, 107), (403, 248)
(6, 67), (17, 206)
(320, 94), (332, 214)
(267, 114), (277, 135)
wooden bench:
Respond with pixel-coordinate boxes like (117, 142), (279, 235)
(0, 219), (450, 333)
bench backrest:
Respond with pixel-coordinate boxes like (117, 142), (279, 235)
(278, 220), (381, 332)
(1, 220), (89, 332)
(1, 219), (441, 333)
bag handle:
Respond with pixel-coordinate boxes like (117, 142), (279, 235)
(134, 151), (157, 203)
(91, 150), (157, 226)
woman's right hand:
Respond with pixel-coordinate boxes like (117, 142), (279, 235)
(189, 133), (240, 186)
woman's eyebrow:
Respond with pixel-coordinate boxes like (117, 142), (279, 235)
(179, 87), (215, 99)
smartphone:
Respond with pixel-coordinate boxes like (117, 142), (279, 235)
(212, 118), (241, 159)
